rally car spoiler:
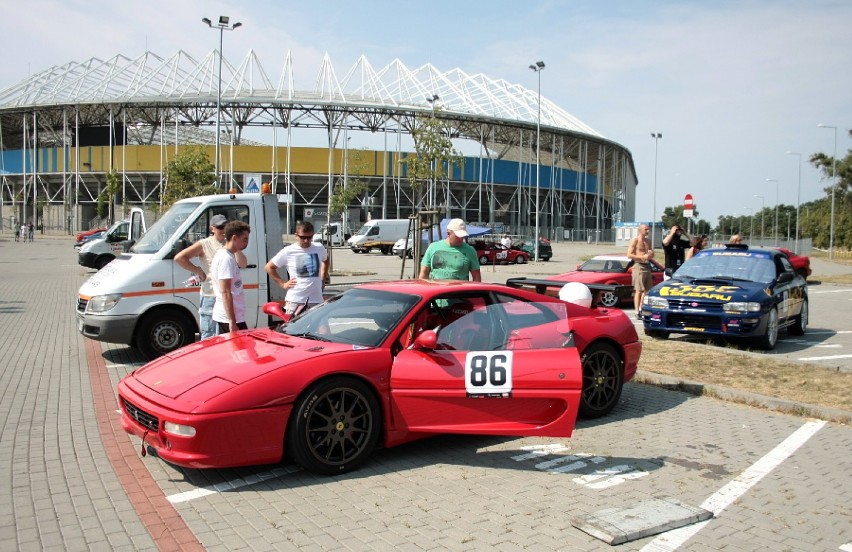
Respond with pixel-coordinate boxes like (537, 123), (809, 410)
(505, 277), (633, 308)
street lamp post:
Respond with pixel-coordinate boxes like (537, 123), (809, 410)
(786, 151), (802, 254)
(754, 195), (765, 245)
(202, 15), (242, 189)
(651, 133), (662, 247)
(817, 124), (838, 260)
(765, 178), (779, 246)
(529, 61), (545, 262)
(425, 94), (439, 209)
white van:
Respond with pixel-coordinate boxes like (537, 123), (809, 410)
(347, 219), (410, 254)
(312, 221), (351, 247)
(78, 208), (147, 270)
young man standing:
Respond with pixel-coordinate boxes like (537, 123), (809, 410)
(627, 223), (654, 318)
(266, 221), (330, 315)
(661, 224), (690, 274)
(175, 214), (247, 339)
(418, 219), (482, 281)
(210, 221), (251, 334)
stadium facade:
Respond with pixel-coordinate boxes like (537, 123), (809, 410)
(0, 50), (637, 238)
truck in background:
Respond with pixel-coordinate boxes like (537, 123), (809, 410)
(76, 191), (288, 360)
(347, 219), (410, 255)
(78, 208), (147, 270)
(312, 220), (351, 247)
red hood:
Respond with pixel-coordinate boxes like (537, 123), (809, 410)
(129, 329), (355, 400)
(550, 270), (624, 284)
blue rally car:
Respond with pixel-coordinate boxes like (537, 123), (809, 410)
(640, 244), (807, 350)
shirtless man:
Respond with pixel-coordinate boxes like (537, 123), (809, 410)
(628, 224), (654, 318)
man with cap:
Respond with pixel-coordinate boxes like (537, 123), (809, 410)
(418, 218), (481, 281)
(175, 213), (247, 339)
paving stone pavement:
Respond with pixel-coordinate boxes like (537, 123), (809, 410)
(1, 234), (851, 551)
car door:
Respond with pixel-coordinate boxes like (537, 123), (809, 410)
(388, 292), (582, 438)
(775, 254), (803, 322)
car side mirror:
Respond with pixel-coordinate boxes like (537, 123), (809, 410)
(412, 330), (438, 351)
(776, 272), (794, 284)
(664, 268), (674, 278)
(262, 301), (291, 323)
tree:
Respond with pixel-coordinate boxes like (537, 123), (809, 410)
(329, 147), (369, 219)
(660, 205), (710, 235)
(162, 145), (219, 210)
(96, 170), (121, 221)
(403, 108), (463, 209)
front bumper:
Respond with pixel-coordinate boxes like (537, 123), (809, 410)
(641, 307), (769, 338)
(77, 311), (138, 345)
(78, 252), (98, 268)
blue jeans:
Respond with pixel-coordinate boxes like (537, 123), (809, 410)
(199, 294), (217, 340)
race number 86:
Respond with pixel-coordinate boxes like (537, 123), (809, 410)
(465, 351), (513, 395)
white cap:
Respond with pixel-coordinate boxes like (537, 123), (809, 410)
(558, 282), (593, 309)
(446, 219), (469, 237)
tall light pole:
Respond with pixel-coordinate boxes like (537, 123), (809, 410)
(817, 124), (838, 260)
(651, 133), (662, 247)
(765, 178), (779, 246)
(425, 94), (439, 209)
(786, 151), (802, 254)
(202, 15), (242, 189)
(529, 61), (545, 262)
(754, 194), (765, 245)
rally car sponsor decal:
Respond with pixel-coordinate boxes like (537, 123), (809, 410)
(658, 284), (738, 301)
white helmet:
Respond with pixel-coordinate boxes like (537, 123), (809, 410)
(558, 282), (593, 309)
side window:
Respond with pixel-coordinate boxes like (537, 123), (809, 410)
(111, 223), (130, 242)
(778, 255), (794, 275)
(181, 206), (251, 243)
(368, 226), (379, 236)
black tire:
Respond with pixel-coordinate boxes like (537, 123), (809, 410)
(578, 342), (624, 419)
(479, 255), (489, 265)
(286, 377), (381, 475)
(135, 309), (195, 361)
(599, 290), (620, 308)
(515, 254), (527, 264)
(380, 246), (391, 255)
(754, 307), (779, 350)
(788, 299), (808, 336)
(94, 255), (114, 270)
(644, 329), (670, 340)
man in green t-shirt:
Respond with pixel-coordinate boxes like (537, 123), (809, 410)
(419, 219), (482, 281)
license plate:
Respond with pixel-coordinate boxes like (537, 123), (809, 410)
(683, 326), (705, 332)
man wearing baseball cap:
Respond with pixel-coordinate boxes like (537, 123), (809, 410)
(418, 218), (481, 281)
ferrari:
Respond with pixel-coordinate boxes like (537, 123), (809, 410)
(550, 255), (665, 307)
(118, 280), (640, 474)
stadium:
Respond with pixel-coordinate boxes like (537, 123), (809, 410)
(0, 49), (637, 239)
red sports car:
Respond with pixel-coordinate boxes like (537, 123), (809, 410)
(776, 248), (811, 279)
(473, 241), (530, 264)
(550, 255), (665, 308)
(118, 280), (640, 474)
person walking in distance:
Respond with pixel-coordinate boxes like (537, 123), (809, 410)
(265, 221), (330, 315)
(175, 214), (247, 340)
(418, 219), (482, 281)
(628, 223), (654, 318)
(210, 221), (251, 334)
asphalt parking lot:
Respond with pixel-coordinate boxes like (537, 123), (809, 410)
(1, 235), (851, 551)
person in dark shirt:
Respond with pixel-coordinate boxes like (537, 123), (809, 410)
(662, 225), (691, 272)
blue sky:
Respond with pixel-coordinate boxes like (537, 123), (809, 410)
(2, 0), (850, 223)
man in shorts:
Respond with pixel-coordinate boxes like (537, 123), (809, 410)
(627, 223), (654, 318)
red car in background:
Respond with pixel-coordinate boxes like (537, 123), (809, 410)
(776, 248), (811, 279)
(549, 255), (665, 308)
(117, 279), (640, 473)
(74, 227), (107, 247)
(473, 240), (530, 264)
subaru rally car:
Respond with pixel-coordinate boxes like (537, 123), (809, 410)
(640, 244), (807, 350)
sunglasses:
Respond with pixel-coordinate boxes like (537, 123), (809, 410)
(296, 234), (314, 241)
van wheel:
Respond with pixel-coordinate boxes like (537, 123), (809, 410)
(135, 309), (194, 361)
(94, 255), (114, 270)
(380, 246), (391, 255)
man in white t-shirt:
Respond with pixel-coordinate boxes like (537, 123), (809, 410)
(500, 233), (512, 249)
(210, 221), (251, 334)
(266, 221), (330, 315)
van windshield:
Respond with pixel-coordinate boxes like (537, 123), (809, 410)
(130, 202), (200, 254)
(353, 224), (372, 236)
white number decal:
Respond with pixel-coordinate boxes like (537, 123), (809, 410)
(465, 351), (513, 395)
(496, 251), (508, 260)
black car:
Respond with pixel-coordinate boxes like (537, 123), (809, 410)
(640, 244), (807, 350)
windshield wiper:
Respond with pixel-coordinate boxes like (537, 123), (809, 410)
(709, 275), (753, 282)
(287, 332), (334, 342)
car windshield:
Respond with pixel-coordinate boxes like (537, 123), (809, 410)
(130, 202), (200, 254)
(674, 251), (776, 283)
(277, 288), (420, 347)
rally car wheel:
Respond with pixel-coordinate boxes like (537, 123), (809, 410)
(135, 309), (194, 361)
(287, 377), (381, 475)
(788, 299), (808, 336)
(579, 342), (624, 419)
(515, 255), (527, 264)
(599, 291), (620, 308)
(755, 307), (779, 350)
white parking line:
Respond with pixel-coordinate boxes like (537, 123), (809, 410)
(798, 354), (852, 362)
(640, 420), (826, 552)
(839, 542), (852, 551)
(166, 466), (301, 504)
(808, 289), (852, 294)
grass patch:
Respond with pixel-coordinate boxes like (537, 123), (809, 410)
(638, 336), (852, 419)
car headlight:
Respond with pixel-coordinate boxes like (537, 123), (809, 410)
(723, 302), (761, 314)
(163, 422), (196, 437)
(87, 294), (122, 313)
(643, 296), (669, 309)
